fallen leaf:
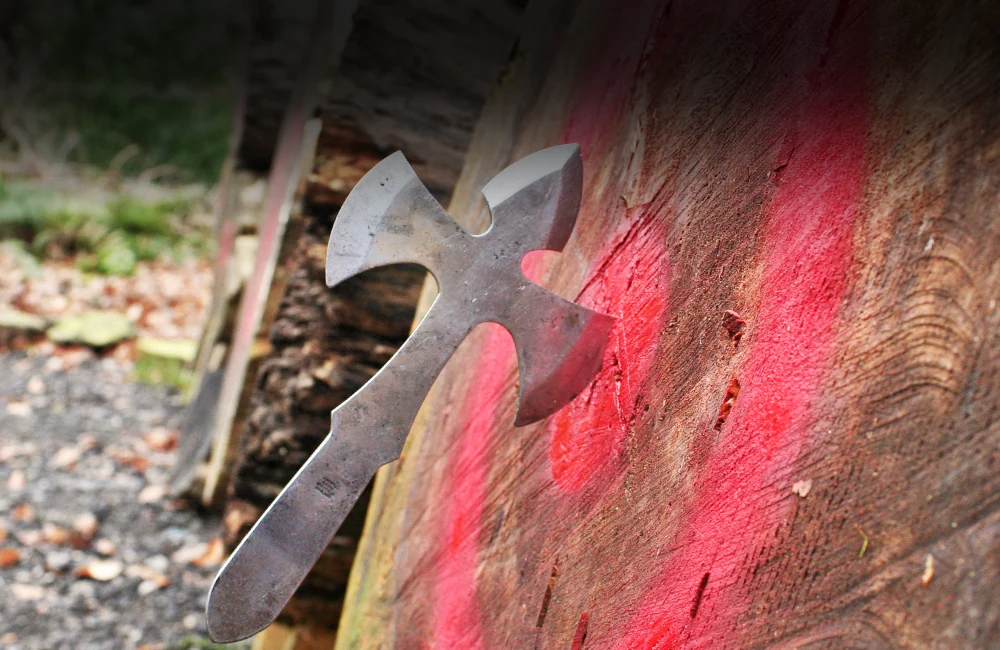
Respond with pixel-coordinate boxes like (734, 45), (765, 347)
(171, 537), (226, 567)
(922, 554), (934, 586)
(76, 559), (124, 581)
(791, 479), (813, 498)
(0, 547), (20, 567)
(193, 538), (226, 567)
(94, 538), (117, 556)
(138, 484), (168, 504)
(42, 523), (70, 546)
(26, 376), (45, 395)
(0, 524), (7, 542)
(105, 445), (151, 474)
(6, 401), (31, 417)
(0, 633), (17, 644)
(16, 530), (42, 546)
(137, 579), (168, 596)
(12, 503), (35, 522)
(143, 428), (178, 453)
(72, 512), (99, 540)
(0, 442), (38, 462)
(126, 564), (171, 591)
(7, 469), (27, 490)
(11, 583), (46, 601)
(51, 446), (82, 470)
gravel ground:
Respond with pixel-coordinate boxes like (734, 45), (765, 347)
(0, 351), (235, 650)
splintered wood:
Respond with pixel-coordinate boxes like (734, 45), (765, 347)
(336, 0), (1000, 648)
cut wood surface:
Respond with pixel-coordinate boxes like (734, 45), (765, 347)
(338, 0), (1000, 648)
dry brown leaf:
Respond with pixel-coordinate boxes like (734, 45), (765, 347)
(11, 583), (46, 601)
(16, 530), (42, 546)
(72, 512), (99, 540)
(7, 469), (27, 491)
(76, 559), (124, 581)
(42, 523), (70, 546)
(105, 445), (151, 474)
(94, 538), (117, 556)
(138, 484), (168, 504)
(0, 524), (7, 543)
(51, 446), (83, 470)
(0, 633), (17, 645)
(11, 503), (35, 522)
(126, 564), (171, 588)
(193, 538), (226, 568)
(0, 547), (20, 568)
(143, 428), (179, 453)
(26, 376), (45, 395)
(6, 401), (31, 417)
(0, 442), (38, 462)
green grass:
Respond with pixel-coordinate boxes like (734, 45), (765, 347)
(5, 0), (240, 184)
(0, 180), (211, 275)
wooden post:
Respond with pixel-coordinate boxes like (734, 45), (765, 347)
(336, 0), (1000, 648)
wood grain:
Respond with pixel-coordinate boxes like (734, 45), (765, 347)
(338, 0), (1000, 647)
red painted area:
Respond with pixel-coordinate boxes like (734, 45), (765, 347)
(432, 326), (515, 649)
(614, 3), (872, 647)
(548, 212), (670, 491)
(548, 0), (672, 492)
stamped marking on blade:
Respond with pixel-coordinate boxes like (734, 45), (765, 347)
(205, 144), (614, 643)
(316, 478), (339, 498)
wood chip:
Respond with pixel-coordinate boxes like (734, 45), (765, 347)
(922, 554), (934, 586)
(0, 547), (20, 568)
(76, 559), (124, 581)
(791, 479), (813, 498)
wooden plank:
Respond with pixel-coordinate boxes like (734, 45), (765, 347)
(199, 0), (359, 505)
(337, 0), (1000, 647)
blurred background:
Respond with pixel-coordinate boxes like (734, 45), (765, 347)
(0, 1), (247, 648)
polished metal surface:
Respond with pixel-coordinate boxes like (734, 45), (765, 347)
(206, 144), (614, 642)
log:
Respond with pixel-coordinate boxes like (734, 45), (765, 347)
(221, 0), (526, 635)
(338, 1), (1000, 648)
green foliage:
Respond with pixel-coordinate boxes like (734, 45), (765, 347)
(8, 0), (240, 183)
(47, 310), (134, 347)
(133, 353), (195, 394)
(0, 179), (208, 275)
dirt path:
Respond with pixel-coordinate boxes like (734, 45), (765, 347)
(0, 351), (234, 650)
